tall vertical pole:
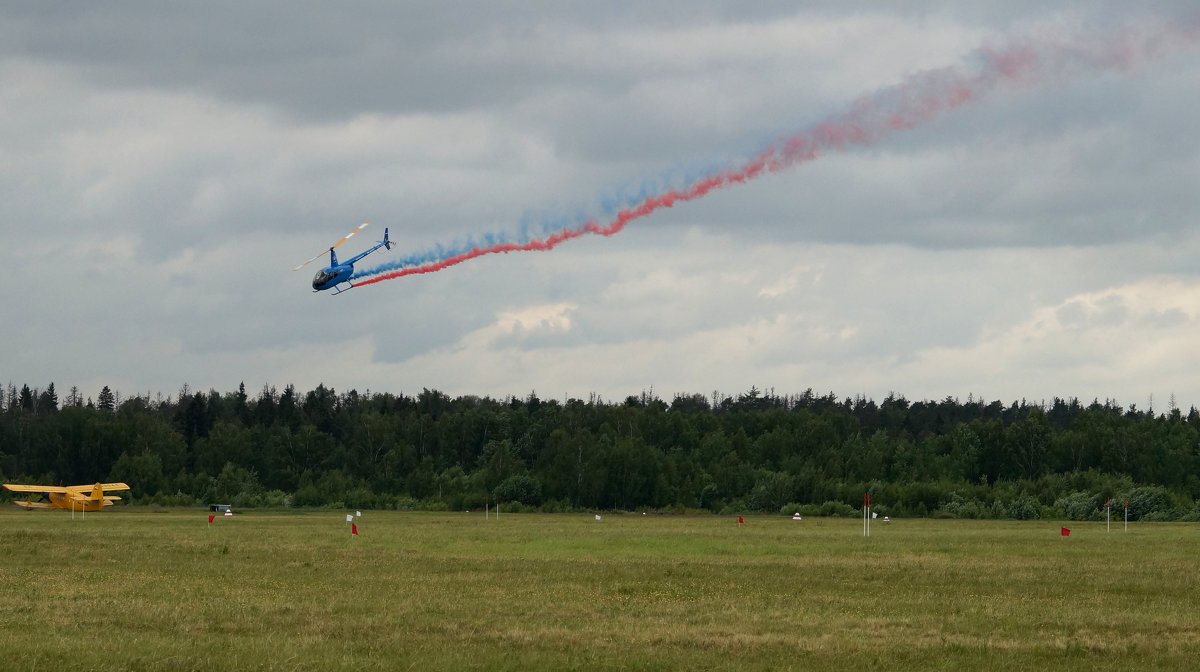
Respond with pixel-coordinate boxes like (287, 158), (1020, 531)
(1106, 497), (1111, 533)
(863, 492), (871, 538)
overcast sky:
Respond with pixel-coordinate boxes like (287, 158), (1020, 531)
(4, 2), (1200, 410)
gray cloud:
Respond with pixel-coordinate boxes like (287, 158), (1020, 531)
(3, 3), (1200, 408)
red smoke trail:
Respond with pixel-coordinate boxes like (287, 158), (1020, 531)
(356, 20), (1198, 287)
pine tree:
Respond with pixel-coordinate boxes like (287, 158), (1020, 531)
(38, 382), (58, 414)
(98, 385), (115, 413)
(235, 381), (250, 424)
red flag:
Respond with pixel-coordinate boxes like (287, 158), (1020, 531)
(737, 515), (744, 525)
(1061, 527), (1071, 537)
(351, 522), (359, 536)
(208, 514), (215, 524)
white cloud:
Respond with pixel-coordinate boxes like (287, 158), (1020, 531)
(895, 276), (1200, 405)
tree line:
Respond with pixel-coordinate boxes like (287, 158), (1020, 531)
(2, 382), (1198, 520)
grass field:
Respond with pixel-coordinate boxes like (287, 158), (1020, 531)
(1, 508), (1198, 671)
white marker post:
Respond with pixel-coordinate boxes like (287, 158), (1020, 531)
(862, 492), (872, 538)
(1106, 497), (1111, 533)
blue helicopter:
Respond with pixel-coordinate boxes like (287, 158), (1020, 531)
(293, 222), (393, 294)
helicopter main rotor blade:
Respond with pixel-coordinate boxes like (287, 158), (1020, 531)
(292, 222), (370, 271)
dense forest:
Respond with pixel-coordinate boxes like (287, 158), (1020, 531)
(2, 382), (1199, 521)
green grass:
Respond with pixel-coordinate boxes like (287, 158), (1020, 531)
(0, 509), (1197, 670)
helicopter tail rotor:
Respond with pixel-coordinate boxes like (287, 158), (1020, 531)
(292, 222), (370, 271)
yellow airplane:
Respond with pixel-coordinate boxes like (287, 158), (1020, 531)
(3, 482), (130, 512)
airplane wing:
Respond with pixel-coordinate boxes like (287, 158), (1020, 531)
(12, 500), (54, 509)
(4, 484), (70, 494)
(63, 482), (131, 493)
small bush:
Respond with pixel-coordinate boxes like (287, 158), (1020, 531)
(540, 499), (576, 513)
(493, 474), (543, 506)
(1053, 491), (1103, 521)
(1177, 508), (1200, 522)
(1142, 508), (1186, 522)
(779, 502), (807, 516)
(717, 499), (749, 515)
(1007, 496), (1041, 520)
(817, 501), (858, 518)
(942, 499), (989, 519)
(1127, 486), (1175, 521)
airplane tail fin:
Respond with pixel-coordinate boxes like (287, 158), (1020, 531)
(383, 227), (393, 250)
(90, 482), (105, 505)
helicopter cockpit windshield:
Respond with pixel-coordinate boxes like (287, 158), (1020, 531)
(312, 270), (336, 290)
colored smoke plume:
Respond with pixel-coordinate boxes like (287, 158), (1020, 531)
(353, 18), (1199, 286)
